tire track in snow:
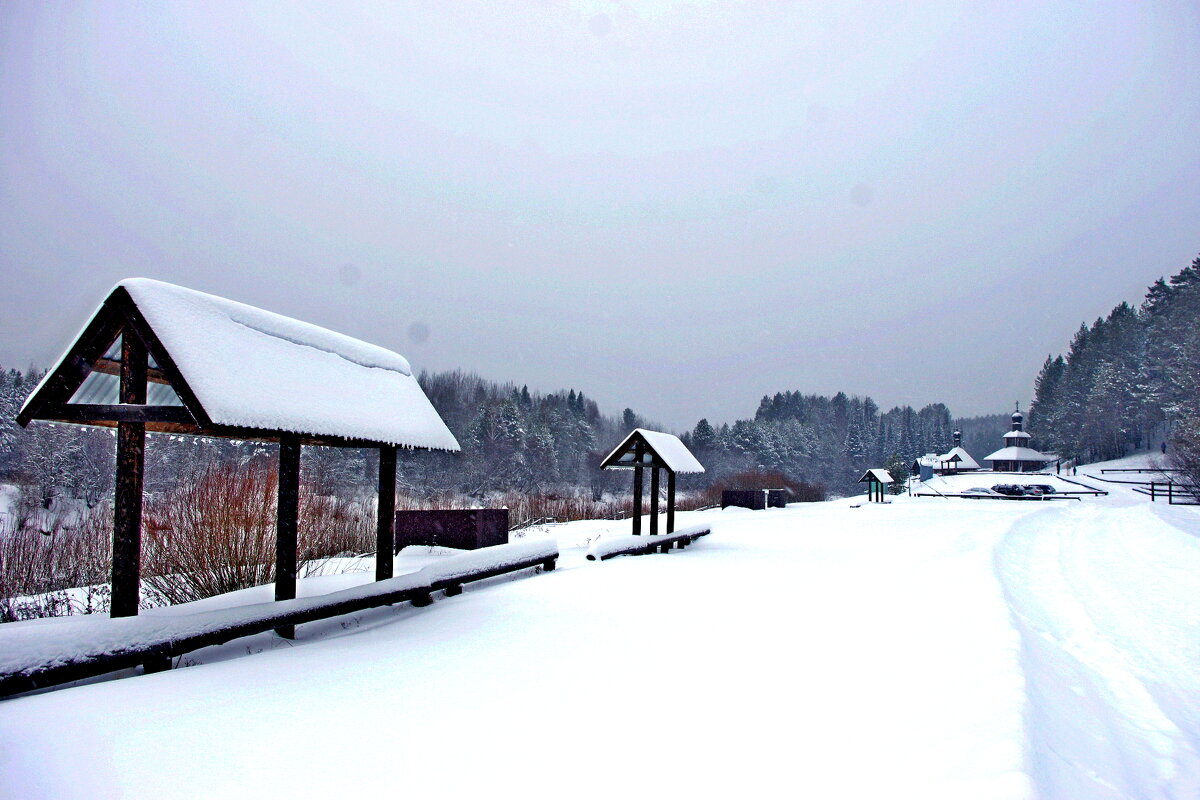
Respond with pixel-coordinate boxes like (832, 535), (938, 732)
(994, 502), (1200, 799)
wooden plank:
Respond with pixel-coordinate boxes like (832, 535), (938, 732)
(586, 528), (712, 561)
(0, 547), (558, 698)
(275, 434), (301, 639)
(376, 445), (397, 581)
(91, 357), (172, 386)
(47, 404), (195, 425)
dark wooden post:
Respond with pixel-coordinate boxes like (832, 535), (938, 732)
(649, 465), (660, 536)
(376, 444), (397, 581)
(275, 434), (301, 639)
(631, 438), (644, 536)
(667, 470), (676, 533)
(112, 333), (147, 618)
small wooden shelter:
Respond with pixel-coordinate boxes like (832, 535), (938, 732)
(600, 429), (704, 535)
(17, 278), (460, 632)
(859, 468), (894, 502)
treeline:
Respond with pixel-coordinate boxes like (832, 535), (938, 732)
(2, 360), (973, 512)
(679, 392), (956, 494)
(1028, 254), (1200, 465)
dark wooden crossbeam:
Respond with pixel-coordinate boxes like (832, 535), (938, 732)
(91, 357), (172, 386)
(47, 404), (196, 425)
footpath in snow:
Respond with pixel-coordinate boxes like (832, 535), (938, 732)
(2, 464), (1199, 799)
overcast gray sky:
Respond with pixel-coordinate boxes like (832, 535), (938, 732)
(2, 1), (1199, 430)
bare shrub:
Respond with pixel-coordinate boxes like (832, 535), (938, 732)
(142, 466), (279, 607)
(0, 502), (111, 622)
(143, 465), (378, 607)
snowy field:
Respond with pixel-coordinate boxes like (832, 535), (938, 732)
(2, 458), (1200, 799)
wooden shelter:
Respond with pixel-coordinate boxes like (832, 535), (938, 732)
(600, 429), (704, 536)
(17, 279), (459, 633)
(859, 468), (894, 503)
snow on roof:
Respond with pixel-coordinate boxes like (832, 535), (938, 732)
(859, 468), (895, 483)
(602, 428), (705, 473)
(915, 447), (979, 470)
(984, 446), (1052, 463)
(30, 278), (460, 450)
(1003, 430), (1032, 441)
(939, 446), (980, 470)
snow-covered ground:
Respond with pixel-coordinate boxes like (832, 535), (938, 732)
(2, 461), (1199, 799)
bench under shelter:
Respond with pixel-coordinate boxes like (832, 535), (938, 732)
(17, 278), (460, 636)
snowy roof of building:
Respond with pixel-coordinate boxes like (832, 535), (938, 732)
(915, 447), (979, 470)
(600, 428), (705, 473)
(1003, 430), (1032, 441)
(939, 446), (980, 469)
(20, 278), (460, 450)
(859, 468), (895, 484)
(984, 446), (1052, 463)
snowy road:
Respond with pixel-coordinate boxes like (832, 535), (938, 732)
(2, 483), (1199, 799)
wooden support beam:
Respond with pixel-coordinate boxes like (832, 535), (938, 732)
(48, 404), (195, 425)
(275, 434), (301, 639)
(111, 334), (147, 618)
(632, 466), (643, 537)
(92, 357), (172, 386)
(649, 466), (660, 536)
(376, 445), (397, 582)
(667, 471), (676, 533)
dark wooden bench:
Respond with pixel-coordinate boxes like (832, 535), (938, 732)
(0, 540), (558, 699)
(586, 526), (712, 561)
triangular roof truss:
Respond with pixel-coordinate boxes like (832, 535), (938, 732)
(17, 286), (209, 434)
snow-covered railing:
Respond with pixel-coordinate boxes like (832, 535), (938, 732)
(585, 526), (712, 561)
(0, 540), (558, 699)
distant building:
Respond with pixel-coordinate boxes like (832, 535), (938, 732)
(913, 430), (980, 480)
(984, 405), (1054, 472)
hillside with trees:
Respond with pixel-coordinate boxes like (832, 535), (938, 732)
(1027, 253), (1200, 486)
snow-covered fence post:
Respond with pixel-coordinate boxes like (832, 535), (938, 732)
(112, 332), (147, 618)
(275, 434), (301, 639)
(376, 445), (397, 581)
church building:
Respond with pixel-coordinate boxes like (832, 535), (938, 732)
(984, 405), (1055, 473)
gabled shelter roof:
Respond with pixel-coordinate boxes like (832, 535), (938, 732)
(19, 278), (460, 450)
(859, 469), (895, 484)
(938, 446), (980, 470)
(600, 428), (704, 474)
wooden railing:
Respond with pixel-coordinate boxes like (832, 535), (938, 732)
(586, 527), (712, 561)
(0, 540), (558, 699)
